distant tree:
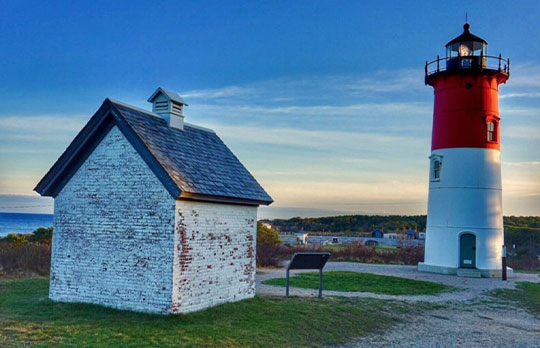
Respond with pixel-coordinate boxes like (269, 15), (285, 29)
(0, 227), (53, 245)
(257, 223), (281, 246)
(2, 233), (29, 245)
(256, 222), (282, 267)
(29, 227), (53, 243)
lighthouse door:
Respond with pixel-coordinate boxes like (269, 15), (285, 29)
(459, 233), (476, 268)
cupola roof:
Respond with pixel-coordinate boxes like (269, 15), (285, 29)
(446, 23), (487, 47)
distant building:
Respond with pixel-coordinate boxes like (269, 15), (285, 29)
(295, 231), (309, 245)
(384, 233), (398, 239)
(418, 232), (426, 240)
(371, 229), (384, 238)
(35, 87), (273, 314)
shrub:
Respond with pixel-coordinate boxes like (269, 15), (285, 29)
(256, 223), (282, 267)
(507, 256), (540, 271)
(256, 240), (425, 268)
(2, 233), (30, 245)
(0, 227), (53, 277)
(29, 227), (53, 243)
(0, 242), (51, 276)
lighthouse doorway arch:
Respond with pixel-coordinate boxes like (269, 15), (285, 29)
(459, 233), (476, 268)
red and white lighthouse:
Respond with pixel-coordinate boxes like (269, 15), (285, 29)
(418, 24), (510, 277)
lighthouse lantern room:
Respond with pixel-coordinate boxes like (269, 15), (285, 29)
(418, 24), (510, 278)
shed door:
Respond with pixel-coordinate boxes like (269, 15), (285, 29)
(459, 233), (476, 268)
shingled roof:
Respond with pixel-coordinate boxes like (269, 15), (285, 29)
(35, 98), (273, 206)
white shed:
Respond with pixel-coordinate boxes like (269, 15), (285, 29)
(35, 87), (273, 314)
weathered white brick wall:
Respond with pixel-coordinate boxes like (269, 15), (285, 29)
(51, 126), (176, 313)
(172, 201), (257, 313)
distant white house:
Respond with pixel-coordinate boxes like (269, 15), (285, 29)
(295, 231), (309, 245)
(418, 232), (426, 240)
(35, 87), (273, 314)
(384, 233), (398, 239)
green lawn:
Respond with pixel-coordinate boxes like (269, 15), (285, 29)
(490, 281), (540, 315)
(263, 271), (453, 295)
(514, 269), (540, 275)
(0, 278), (401, 348)
(374, 245), (398, 251)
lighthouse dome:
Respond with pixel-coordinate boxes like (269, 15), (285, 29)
(446, 24), (487, 58)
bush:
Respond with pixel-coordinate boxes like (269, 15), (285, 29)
(29, 227), (53, 243)
(256, 223), (282, 267)
(0, 227), (53, 277)
(256, 240), (425, 268)
(507, 256), (540, 271)
(2, 233), (31, 245)
(0, 243), (51, 276)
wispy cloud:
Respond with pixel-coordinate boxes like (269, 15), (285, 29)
(505, 63), (540, 88)
(1, 64), (540, 216)
(0, 115), (87, 132)
(182, 68), (426, 103)
(500, 92), (540, 99)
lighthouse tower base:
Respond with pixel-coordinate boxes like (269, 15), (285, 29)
(417, 262), (513, 278)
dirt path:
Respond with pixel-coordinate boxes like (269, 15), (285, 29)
(340, 299), (540, 348)
(256, 263), (540, 347)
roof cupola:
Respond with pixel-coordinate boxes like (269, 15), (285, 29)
(147, 87), (188, 130)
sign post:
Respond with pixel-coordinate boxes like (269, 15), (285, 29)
(286, 252), (331, 298)
(502, 245), (507, 281)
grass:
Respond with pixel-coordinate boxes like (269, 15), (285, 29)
(0, 278), (403, 348)
(374, 245), (397, 251)
(263, 271), (453, 295)
(514, 269), (540, 276)
(489, 281), (540, 315)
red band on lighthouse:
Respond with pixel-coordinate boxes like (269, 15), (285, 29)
(429, 72), (508, 151)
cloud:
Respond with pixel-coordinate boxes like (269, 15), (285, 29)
(506, 62), (540, 88)
(499, 92), (540, 99)
(504, 161), (540, 167)
(1, 65), (540, 217)
(212, 124), (427, 150)
(183, 86), (252, 99)
(0, 115), (87, 132)
(181, 68), (427, 103)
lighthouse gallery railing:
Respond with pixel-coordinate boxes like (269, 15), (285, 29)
(425, 54), (510, 78)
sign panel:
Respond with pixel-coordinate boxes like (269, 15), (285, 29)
(286, 252), (331, 298)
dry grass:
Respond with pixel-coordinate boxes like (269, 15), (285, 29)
(257, 242), (424, 267)
(0, 243), (51, 277)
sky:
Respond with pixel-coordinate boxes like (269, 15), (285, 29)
(0, 0), (539, 219)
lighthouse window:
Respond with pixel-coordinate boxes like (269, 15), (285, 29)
(432, 159), (441, 181)
(487, 121), (496, 142)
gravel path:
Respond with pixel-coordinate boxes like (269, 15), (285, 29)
(340, 299), (540, 348)
(256, 262), (538, 303)
(256, 263), (540, 347)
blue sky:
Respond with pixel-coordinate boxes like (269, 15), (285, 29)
(1, 1), (539, 218)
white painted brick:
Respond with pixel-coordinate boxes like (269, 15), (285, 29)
(172, 200), (257, 313)
(51, 125), (259, 314)
(51, 126), (175, 314)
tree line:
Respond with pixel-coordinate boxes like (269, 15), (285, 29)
(263, 215), (540, 236)
(262, 215), (428, 233)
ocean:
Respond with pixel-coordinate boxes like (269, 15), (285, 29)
(0, 212), (54, 237)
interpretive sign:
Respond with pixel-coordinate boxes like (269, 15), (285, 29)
(286, 252), (331, 298)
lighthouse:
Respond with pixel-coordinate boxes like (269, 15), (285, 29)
(418, 24), (510, 277)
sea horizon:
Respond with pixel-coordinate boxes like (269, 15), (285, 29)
(0, 212), (53, 237)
